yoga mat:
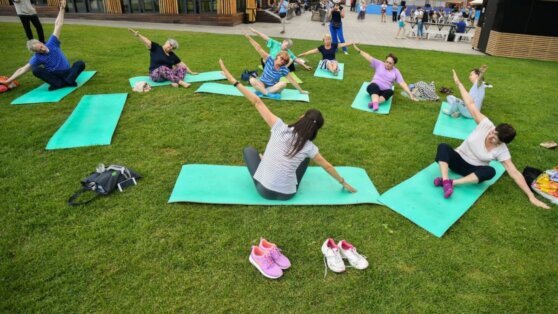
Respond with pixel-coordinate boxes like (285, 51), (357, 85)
(11, 71), (97, 105)
(258, 65), (303, 84)
(378, 161), (505, 237)
(169, 164), (380, 205)
(350, 82), (393, 115)
(128, 71), (225, 88)
(46, 93), (127, 150)
(314, 63), (344, 80)
(195, 82), (310, 102)
(433, 102), (477, 140)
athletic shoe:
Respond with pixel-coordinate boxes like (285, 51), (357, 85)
(321, 238), (345, 274)
(249, 246), (283, 279)
(338, 240), (369, 270)
(442, 108), (452, 116)
(443, 179), (454, 198)
(343, 51), (349, 55)
(259, 238), (291, 269)
(451, 112), (461, 119)
(433, 177), (443, 187)
(368, 101), (379, 111)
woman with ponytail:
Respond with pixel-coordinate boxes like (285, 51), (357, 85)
(219, 59), (357, 200)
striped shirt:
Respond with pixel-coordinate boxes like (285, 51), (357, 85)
(260, 56), (289, 87)
(29, 35), (70, 72)
(254, 119), (319, 194)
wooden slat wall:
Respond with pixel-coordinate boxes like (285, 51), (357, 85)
(103, 0), (122, 14)
(472, 27), (481, 49)
(0, 0), (10, 6)
(217, 0), (236, 15)
(159, 0), (178, 14)
(486, 30), (558, 62)
(47, 0), (59, 6)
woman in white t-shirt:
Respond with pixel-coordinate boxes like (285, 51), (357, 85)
(432, 69), (549, 209)
(219, 59), (357, 200)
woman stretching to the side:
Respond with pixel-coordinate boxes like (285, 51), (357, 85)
(219, 59), (356, 200)
(297, 34), (353, 76)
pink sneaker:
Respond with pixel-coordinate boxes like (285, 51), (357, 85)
(433, 177), (443, 187)
(259, 238), (291, 269)
(249, 246), (283, 279)
(443, 179), (454, 198)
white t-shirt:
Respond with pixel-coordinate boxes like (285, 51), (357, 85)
(399, 10), (406, 21)
(13, 0), (37, 15)
(254, 119), (319, 194)
(456, 118), (511, 166)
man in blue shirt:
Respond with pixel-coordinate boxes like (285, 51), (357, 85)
(3, 0), (86, 91)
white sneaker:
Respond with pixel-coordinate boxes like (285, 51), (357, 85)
(321, 238), (346, 275)
(338, 240), (369, 270)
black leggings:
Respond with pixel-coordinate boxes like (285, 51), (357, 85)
(243, 146), (310, 200)
(32, 60), (85, 90)
(435, 143), (496, 183)
(18, 14), (44, 43)
(367, 82), (394, 101)
(392, 11), (398, 22)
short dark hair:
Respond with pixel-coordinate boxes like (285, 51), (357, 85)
(386, 53), (398, 64)
(471, 68), (481, 75)
(496, 123), (516, 144)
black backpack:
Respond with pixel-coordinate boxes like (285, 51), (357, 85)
(69, 164), (141, 206)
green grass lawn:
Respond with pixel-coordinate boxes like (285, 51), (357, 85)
(1, 22), (557, 312)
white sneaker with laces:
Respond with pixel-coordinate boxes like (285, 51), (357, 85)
(338, 240), (369, 270)
(321, 238), (346, 275)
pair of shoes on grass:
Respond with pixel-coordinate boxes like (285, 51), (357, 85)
(321, 238), (368, 276)
(434, 177), (453, 198)
(249, 238), (291, 279)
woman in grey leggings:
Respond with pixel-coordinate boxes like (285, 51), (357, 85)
(219, 59), (357, 200)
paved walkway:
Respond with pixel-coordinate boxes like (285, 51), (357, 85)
(0, 11), (483, 55)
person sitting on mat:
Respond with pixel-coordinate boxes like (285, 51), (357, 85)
(433, 69), (549, 209)
(353, 44), (416, 110)
(2, 0), (86, 91)
(219, 59), (356, 200)
(443, 65), (487, 119)
(244, 34), (308, 98)
(297, 34), (354, 76)
(128, 28), (197, 89)
(248, 27), (312, 72)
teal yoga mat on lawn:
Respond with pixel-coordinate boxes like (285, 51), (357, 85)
(351, 82), (393, 115)
(433, 102), (477, 140)
(128, 71), (225, 87)
(11, 71), (96, 105)
(195, 82), (310, 102)
(378, 161), (505, 237)
(314, 63), (344, 80)
(169, 164), (380, 205)
(46, 93), (127, 150)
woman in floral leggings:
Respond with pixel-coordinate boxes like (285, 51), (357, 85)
(129, 28), (197, 88)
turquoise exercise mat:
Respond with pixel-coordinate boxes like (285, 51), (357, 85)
(433, 102), (477, 140)
(195, 82), (310, 102)
(169, 164), (380, 205)
(46, 93), (127, 150)
(11, 71), (97, 105)
(313, 63), (344, 80)
(378, 161), (505, 237)
(128, 71), (226, 87)
(350, 82), (393, 115)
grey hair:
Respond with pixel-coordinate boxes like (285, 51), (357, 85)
(26, 39), (41, 52)
(166, 39), (179, 50)
(283, 38), (293, 48)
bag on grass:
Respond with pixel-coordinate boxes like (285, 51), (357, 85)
(68, 164), (141, 206)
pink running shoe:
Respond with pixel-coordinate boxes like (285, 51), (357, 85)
(259, 238), (291, 269)
(249, 246), (283, 279)
(442, 179), (454, 198)
(433, 177), (443, 187)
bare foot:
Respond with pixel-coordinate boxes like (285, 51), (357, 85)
(178, 81), (191, 89)
(171, 82), (179, 88)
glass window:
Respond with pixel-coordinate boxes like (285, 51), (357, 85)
(88, 0), (104, 12)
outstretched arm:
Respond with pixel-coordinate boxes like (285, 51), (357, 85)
(177, 62), (197, 75)
(219, 59), (278, 128)
(476, 64), (488, 87)
(297, 48), (319, 58)
(2, 64), (32, 84)
(398, 80), (417, 101)
(502, 159), (550, 209)
(245, 34), (269, 59)
(52, 0), (66, 39)
(249, 27), (270, 42)
(353, 44), (374, 63)
(452, 69), (486, 124)
(128, 28), (152, 49)
(285, 73), (307, 94)
(313, 153), (357, 193)
(338, 41), (355, 49)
